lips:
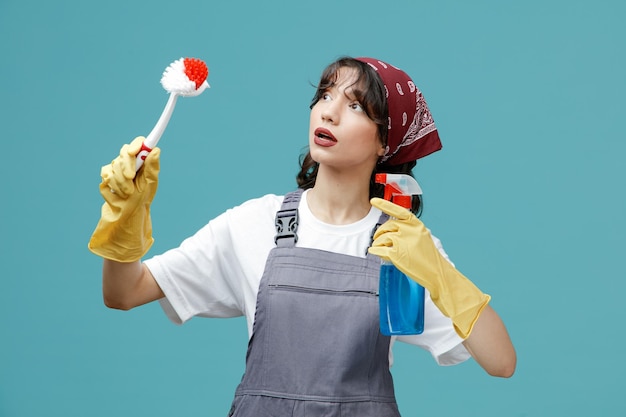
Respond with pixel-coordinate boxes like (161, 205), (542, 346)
(314, 127), (337, 147)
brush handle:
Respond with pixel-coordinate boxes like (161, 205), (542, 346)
(135, 93), (179, 171)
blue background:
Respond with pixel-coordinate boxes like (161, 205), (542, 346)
(1, 0), (624, 416)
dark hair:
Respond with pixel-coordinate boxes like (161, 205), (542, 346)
(296, 56), (422, 215)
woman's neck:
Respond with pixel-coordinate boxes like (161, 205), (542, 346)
(307, 165), (372, 225)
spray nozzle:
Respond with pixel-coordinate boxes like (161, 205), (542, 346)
(375, 173), (423, 211)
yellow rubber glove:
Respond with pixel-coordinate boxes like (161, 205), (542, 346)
(88, 137), (160, 262)
(368, 198), (490, 339)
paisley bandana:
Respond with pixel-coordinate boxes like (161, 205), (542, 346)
(356, 57), (442, 165)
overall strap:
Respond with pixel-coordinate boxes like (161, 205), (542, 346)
(274, 189), (303, 247)
(367, 211), (390, 256)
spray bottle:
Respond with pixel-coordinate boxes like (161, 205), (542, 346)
(375, 173), (425, 335)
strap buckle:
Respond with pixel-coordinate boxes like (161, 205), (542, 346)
(274, 208), (299, 244)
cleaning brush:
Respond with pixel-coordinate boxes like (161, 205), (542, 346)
(135, 57), (210, 171)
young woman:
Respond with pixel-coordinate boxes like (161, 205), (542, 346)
(89, 56), (516, 416)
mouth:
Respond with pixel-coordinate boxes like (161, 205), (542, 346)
(314, 127), (337, 142)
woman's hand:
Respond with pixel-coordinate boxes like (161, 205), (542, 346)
(88, 137), (160, 263)
(368, 197), (490, 339)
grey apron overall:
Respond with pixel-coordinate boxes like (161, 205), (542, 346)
(228, 189), (401, 417)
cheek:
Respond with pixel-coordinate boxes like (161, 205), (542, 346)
(363, 125), (383, 154)
(308, 112), (316, 140)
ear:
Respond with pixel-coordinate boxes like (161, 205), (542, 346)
(377, 144), (386, 157)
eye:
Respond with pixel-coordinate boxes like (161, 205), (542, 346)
(350, 102), (364, 112)
(321, 92), (332, 101)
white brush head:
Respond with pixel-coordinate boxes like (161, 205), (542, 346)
(160, 58), (209, 96)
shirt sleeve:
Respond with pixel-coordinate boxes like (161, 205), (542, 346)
(144, 195), (281, 325)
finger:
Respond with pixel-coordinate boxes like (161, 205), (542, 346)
(100, 164), (112, 185)
(136, 147), (160, 193)
(100, 163), (128, 199)
(104, 157), (133, 198)
(119, 144), (138, 181)
(143, 147), (160, 183)
(367, 245), (392, 260)
(370, 197), (412, 221)
(127, 136), (146, 155)
(99, 181), (124, 204)
(372, 219), (400, 240)
(126, 137), (146, 179)
(371, 233), (396, 249)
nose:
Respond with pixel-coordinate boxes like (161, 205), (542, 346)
(320, 100), (340, 124)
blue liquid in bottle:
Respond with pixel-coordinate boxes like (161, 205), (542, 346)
(379, 262), (425, 335)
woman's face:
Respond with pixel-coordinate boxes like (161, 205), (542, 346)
(309, 67), (385, 174)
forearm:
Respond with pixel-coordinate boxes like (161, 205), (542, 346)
(102, 259), (163, 310)
(462, 305), (516, 378)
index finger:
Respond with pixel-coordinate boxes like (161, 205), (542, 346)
(370, 197), (413, 220)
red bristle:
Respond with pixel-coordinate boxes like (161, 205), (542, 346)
(183, 57), (209, 90)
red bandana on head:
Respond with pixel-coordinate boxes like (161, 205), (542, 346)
(356, 57), (442, 165)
